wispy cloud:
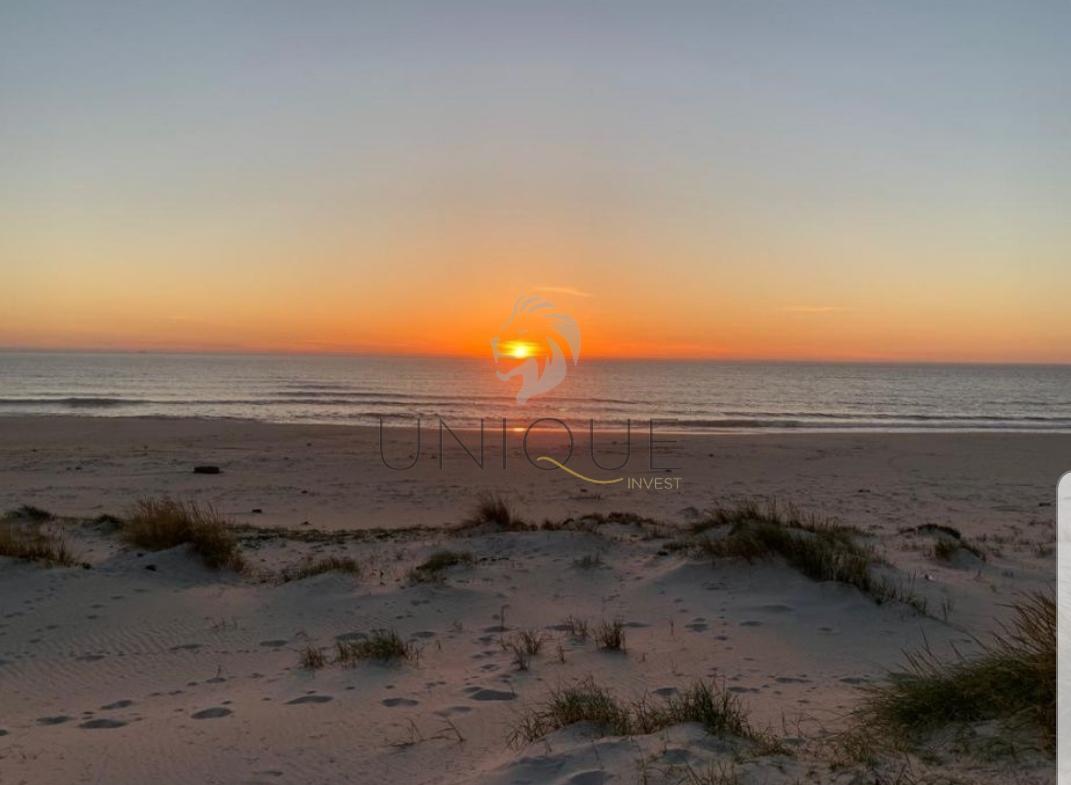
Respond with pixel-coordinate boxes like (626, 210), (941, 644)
(535, 286), (593, 298)
(779, 305), (853, 314)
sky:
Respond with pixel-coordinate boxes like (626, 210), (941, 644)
(2, 1), (1069, 362)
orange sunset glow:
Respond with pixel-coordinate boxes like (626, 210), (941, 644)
(2, 4), (1068, 364)
(6, 264), (1068, 363)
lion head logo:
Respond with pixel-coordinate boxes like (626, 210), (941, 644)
(490, 295), (580, 404)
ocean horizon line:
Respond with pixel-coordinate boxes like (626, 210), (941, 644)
(1, 347), (1069, 368)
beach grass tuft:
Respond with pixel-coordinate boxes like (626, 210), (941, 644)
(562, 615), (589, 641)
(699, 516), (872, 585)
(692, 499), (863, 538)
(123, 497), (244, 571)
(652, 681), (755, 738)
(542, 511), (666, 536)
(932, 538), (959, 562)
(281, 555), (360, 582)
(694, 500), (927, 613)
(408, 549), (475, 583)
(510, 678), (632, 743)
(0, 522), (76, 567)
(4, 504), (54, 522)
(501, 629), (547, 670)
(509, 678), (763, 747)
(856, 592), (1055, 752)
(456, 492), (529, 532)
(931, 537), (985, 564)
(335, 629), (418, 664)
(594, 618), (626, 651)
(299, 644), (328, 670)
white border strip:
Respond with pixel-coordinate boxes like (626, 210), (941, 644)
(1059, 471), (1070, 781)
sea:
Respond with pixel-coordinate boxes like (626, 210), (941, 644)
(0, 351), (1069, 433)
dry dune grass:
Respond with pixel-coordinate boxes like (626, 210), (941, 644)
(501, 629), (548, 671)
(299, 643), (328, 670)
(123, 497), (244, 571)
(509, 678), (765, 748)
(594, 618), (626, 651)
(298, 630), (417, 670)
(408, 549), (475, 583)
(692, 500), (927, 613)
(856, 592), (1056, 753)
(0, 522), (76, 567)
(562, 615), (590, 641)
(335, 629), (418, 664)
(931, 536), (985, 563)
(454, 492), (529, 532)
(5, 504), (54, 522)
(280, 555), (360, 583)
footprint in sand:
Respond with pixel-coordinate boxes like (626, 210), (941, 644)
(170, 643), (202, 652)
(467, 688), (516, 701)
(286, 695), (333, 705)
(381, 698), (419, 707)
(434, 706), (472, 717)
(566, 772), (609, 785)
(191, 707), (233, 719)
(37, 716), (71, 726)
(101, 699), (134, 710)
(259, 640), (289, 648)
(80, 718), (127, 729)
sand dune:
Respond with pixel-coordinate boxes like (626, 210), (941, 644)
(0, 417), (1063, 784)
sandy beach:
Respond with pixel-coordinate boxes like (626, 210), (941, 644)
(0, 415), (1064, 784)
(0, 415), (1066, 534)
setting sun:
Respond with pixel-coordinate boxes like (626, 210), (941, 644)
(502, 340), (539, 359)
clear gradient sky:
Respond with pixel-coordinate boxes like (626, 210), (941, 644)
(2, 1), (1069, 362)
